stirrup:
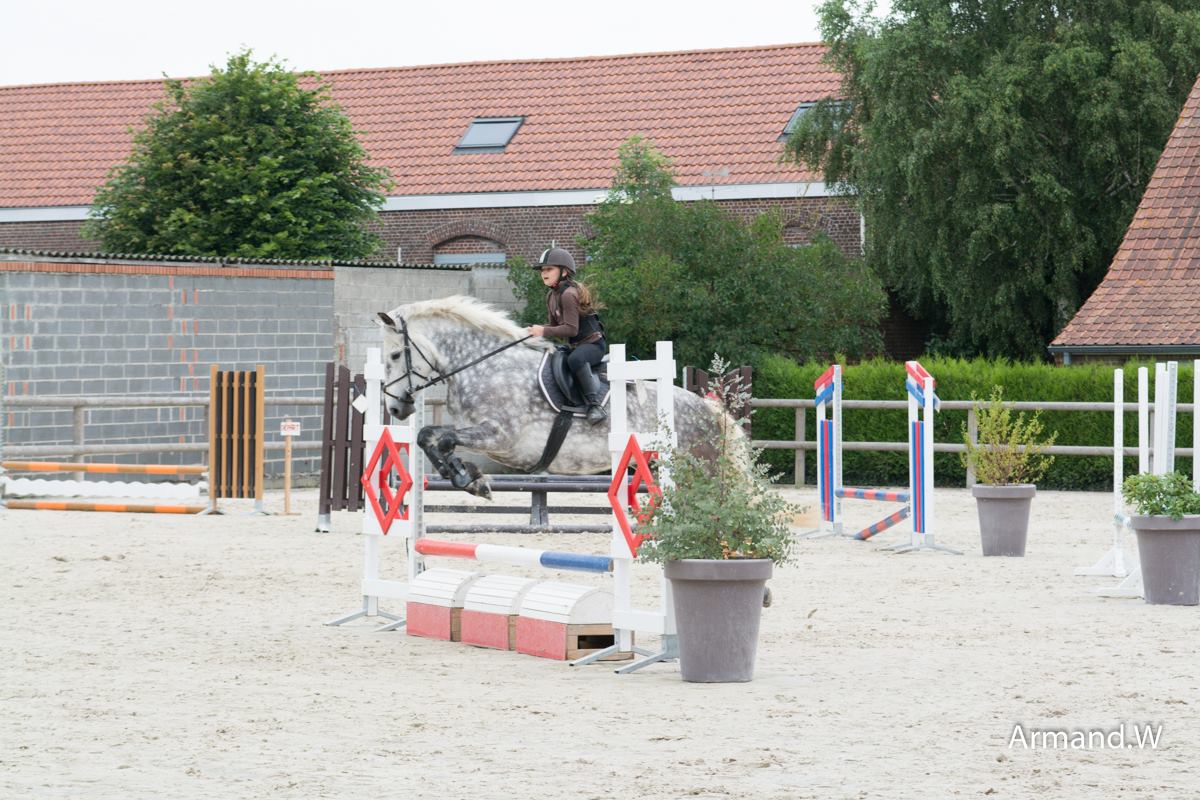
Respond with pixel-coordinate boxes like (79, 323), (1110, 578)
(586, 404), (607, 425)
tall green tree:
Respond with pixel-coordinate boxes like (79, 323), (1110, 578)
(85, 51), (391, 260)
(787, 1), (1200, 358)
(511, 136), (885, 368)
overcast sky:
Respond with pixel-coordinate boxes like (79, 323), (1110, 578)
(1, 0), (833, 86)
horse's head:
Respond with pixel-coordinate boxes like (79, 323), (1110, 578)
(376, 310), (434, 420)
(376, 295), (550, 419)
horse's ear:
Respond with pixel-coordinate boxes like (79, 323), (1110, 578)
(376, 312), (398, 330)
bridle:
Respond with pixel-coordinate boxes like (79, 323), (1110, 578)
(382, 315), (532, 414)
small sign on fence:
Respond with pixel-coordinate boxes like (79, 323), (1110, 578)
(280, 420), (302, 437)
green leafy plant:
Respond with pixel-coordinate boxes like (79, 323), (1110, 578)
(574, 136), (885, 366)
(636, 356), (799, 565)
(961, 388), (1057, 485)
(1122, 472), (1200, 519)
(788, 0), (1200, 358)
(84, 50), (391, 260)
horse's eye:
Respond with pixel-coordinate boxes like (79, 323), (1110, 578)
(390, 352), (402, 362)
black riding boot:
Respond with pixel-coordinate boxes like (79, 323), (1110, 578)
(571, 362), (608, 426)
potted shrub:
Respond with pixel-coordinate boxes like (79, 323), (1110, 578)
(961, 388), (1056, 557)
(1122, 472), (1200, 605)
(637, 357), (798, 683)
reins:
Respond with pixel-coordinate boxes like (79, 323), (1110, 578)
(382, 316), (532, 404)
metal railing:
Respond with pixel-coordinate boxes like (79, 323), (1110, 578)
(3, 395), (324, 460)
(750, 398), (1197, 488)
(1, 395), (450, 461)
(6, 393), (1190, 488)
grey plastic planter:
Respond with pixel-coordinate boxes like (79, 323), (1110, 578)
(972, 484), (1036, 556)
(1129, 515), (1200, 605)
(664, 559), (772, 683)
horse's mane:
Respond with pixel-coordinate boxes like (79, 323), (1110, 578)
(388, 295), (552, 351)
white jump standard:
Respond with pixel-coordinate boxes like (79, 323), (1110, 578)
(1087, 360), (1199, 599)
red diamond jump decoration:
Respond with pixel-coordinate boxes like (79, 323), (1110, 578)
(608, 434), (661, 556)
(361, 428), (413, 535)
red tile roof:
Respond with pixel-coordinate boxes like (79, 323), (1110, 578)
(0, 44), (835, 208)
(1053, 72), (1200, 349)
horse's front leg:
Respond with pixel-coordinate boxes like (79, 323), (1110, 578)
(417, 422), (505, 499)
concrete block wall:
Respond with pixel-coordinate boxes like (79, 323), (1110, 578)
(333, 264), (520, 375)
(2, 257), (334, 478)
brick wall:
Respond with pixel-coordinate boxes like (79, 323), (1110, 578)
(366, 195), (863, 264)
(0, 220), (98, 252)
(0, 196), (862, 262)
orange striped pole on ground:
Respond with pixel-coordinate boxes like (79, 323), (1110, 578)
(3, 500), (206, 514)
(1, 461), (206, 476)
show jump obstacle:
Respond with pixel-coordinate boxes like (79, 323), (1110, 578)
(1084, 361), (1199, 599)
(328, 343), (679, 673)
(812, 361), (959, 554)
(0, 365), (265, 514)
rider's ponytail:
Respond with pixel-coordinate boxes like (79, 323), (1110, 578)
(573, 279), (604, 314)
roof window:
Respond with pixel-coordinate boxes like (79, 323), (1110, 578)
(455, 117), (524, 153)
(781, 103), (816, 139)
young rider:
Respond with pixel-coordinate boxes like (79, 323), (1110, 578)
(526, 247), (607, 425)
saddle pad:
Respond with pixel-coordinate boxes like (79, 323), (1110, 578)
(537, 352), (612, 417)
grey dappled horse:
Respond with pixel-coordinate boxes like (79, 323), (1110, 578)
(376, 295), (728, 498)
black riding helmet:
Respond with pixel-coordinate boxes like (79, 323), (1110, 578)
(534, 247), (576, 277)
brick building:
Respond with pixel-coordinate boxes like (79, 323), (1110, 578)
(0, 43), (860, 265)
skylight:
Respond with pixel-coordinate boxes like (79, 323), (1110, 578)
(455, 117), (524, 153)
(780, 103), (816, 139)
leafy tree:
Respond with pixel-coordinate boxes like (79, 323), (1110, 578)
(540, 136), (885, 368)
(787, 1), (1200, 358)
(84, 51), (391, 259)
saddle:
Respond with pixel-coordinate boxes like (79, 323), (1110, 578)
(536, 347), (611, 416)
(526, 348), (612, 474)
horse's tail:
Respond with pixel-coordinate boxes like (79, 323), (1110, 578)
(700, 396), (753, 472)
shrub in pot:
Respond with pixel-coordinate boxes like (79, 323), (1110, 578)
(961, 388), (1056, 556)
(1121, 472), (1200, 605)
(637, 357), (798, 683)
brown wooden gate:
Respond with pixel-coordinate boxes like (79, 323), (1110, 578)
(207, 364), (266, 511)
(316, 363), (367, 530)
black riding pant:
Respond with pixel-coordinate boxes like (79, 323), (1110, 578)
(567, 339), (606, 372)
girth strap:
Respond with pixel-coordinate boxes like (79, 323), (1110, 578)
(527, 410), (575, 474)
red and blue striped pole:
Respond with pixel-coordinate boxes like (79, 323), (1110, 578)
(414, 538), (613, 574)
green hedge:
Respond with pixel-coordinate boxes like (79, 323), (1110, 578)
(751, 356), (1196, 491)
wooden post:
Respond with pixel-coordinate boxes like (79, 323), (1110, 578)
(795, 407), (806, 488)
(254, 364), (265, 510)
(208, 365), (219, 512)
(72, 405), (86, 481)
(966, 408), (978, 488)
(284, 418), (294, 515)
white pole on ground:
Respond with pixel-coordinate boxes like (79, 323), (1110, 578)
(1097, 364), (1162, 599)
(1193, 360), (1199, 491)
(1165, 361), (1178, 474)
(1075, 368), (1128, 577)
(1138, 367), (1150, 474)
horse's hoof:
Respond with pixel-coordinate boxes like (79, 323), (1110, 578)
(467, 478), (492, 500)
